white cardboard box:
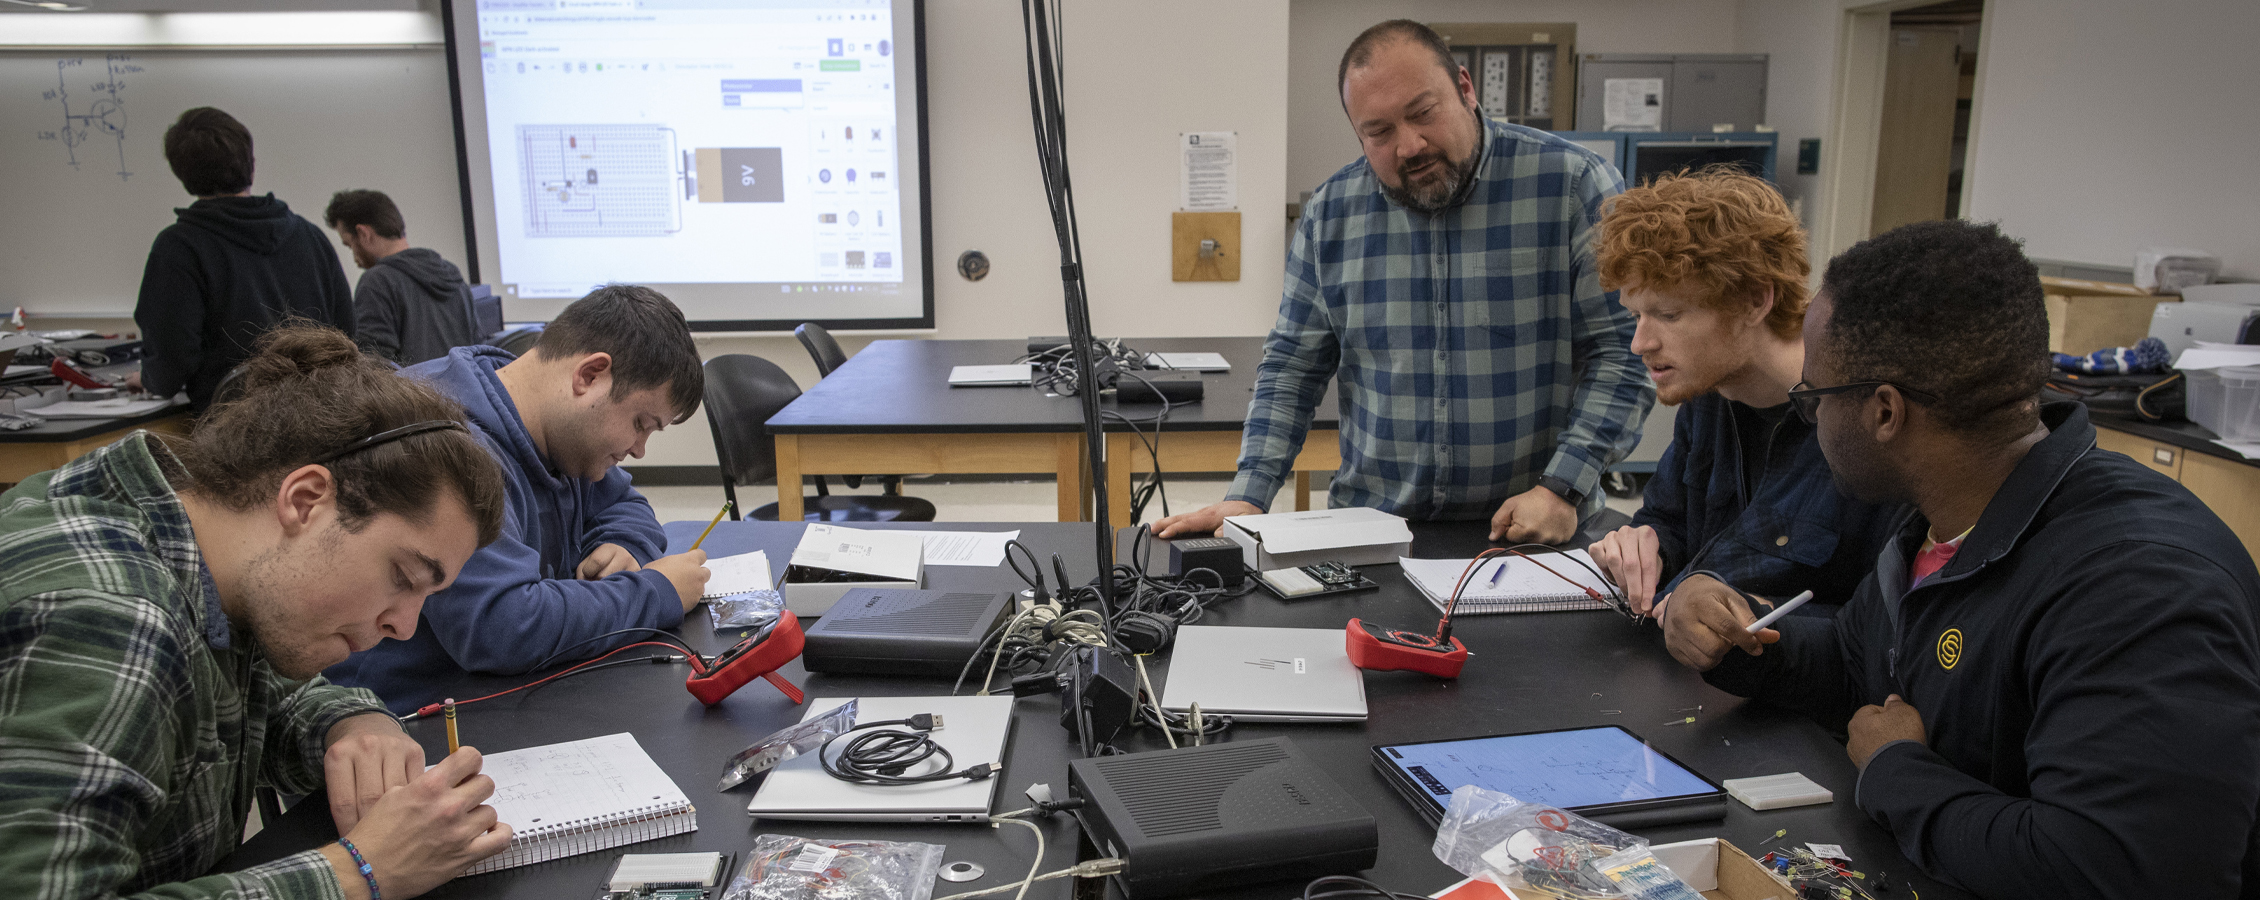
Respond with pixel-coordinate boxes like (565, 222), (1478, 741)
(1218, 506), (1414, 570)
(780, 525), (925, 616)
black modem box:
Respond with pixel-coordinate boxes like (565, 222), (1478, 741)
(1069, 737), (1377, 898)
(800, 588), (1012, 677)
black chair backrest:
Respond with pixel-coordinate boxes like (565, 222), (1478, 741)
(702, 354), (803, 488)
(490, 324), (545, 358)
(794, 323), (848, 377)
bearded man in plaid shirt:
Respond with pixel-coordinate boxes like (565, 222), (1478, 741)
(1157, 20), (1652, 544)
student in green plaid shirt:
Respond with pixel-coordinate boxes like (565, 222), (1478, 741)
(1156, 21), (1652, 545)
(0, 326), (513, 899)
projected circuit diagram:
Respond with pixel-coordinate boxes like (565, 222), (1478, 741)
(518, 125), (786, 238)
(518, 124), (686, 237)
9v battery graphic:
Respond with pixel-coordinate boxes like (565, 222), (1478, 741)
(517, 125), (785, 237)
(693, 148), (784, 203)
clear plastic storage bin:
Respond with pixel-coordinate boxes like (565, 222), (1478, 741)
(2186, 366), (2260, 441)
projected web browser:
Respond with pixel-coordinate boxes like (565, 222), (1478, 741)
(455, 0), (927, 329)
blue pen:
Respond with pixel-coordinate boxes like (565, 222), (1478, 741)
(1486, 558), (1507, 588)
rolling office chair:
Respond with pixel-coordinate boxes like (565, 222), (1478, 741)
(489, 324), (545, 357)
(793, 322), (849, 377)
(791, 322), (910, 494)
(702, 353), (936, 522)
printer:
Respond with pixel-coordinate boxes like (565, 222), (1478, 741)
(2151, 284), (2260, 358)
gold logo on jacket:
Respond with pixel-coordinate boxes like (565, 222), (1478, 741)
(1936, 628), (1963, 670)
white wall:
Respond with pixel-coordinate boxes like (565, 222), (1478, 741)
(644, 0), (1293, 466)
(1286, 0), (1743, 202)
(1965, 0), (2260, 279)
(1732, 0), (1837, 231)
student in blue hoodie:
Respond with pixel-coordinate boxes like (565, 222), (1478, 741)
(326, 285), (712, 712)
(129, 107), (354, 411)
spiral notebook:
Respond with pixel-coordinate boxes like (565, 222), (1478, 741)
(465, 733), (696, 875)
(703, 550), (774, 599)
(1400, 551), (1614, 614)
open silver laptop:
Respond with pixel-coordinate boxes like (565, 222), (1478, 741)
(746, 695), (1015, 823)
(1158, 626), (1367, 723)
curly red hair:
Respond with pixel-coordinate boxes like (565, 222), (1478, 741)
(1598, 168), (1810, 339)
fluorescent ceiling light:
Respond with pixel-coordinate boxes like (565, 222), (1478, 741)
(0, 11), (442, 46)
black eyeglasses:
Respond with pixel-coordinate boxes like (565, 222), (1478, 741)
(1786, 380), (1939, 425)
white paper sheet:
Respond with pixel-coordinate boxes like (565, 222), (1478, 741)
(702, 550), (773, 598)
(2175, 344), (2260, 371)
(1180, 131), (1237, 211)
(24, 396), (179, 418)
(918, 530), (1020, 567)
(1603, 77), (1663, 131)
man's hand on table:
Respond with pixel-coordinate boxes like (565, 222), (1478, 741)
(323, 713), (425, 835)
(1150, 500), (1263, 538)
(576, 543), (642, 580)
(1661, 573), (1778, 672)
(647, 550), (711, 612)
(1587, 524), (1665, 616)
(322, 746), (511, 900)
(1489, 485), (1577, 545)
(1848, 694), (1927, 771)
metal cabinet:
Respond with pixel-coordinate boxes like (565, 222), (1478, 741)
(1577, 53), (1768, 133)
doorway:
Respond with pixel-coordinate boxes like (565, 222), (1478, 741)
(1870, 0), (1983, 236)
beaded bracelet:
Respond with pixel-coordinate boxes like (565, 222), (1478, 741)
(337, 837), (381, 900)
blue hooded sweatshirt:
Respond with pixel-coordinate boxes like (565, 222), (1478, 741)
(325, 346), (680, 713)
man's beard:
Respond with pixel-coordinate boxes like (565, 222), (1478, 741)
(1381, 128), (1482, 212)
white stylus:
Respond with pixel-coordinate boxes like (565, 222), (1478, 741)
(1745, 590), (1815, 634)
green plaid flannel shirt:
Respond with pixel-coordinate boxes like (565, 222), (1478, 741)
(0, 433), (388, 900)
(1228, 120), (1654, 521)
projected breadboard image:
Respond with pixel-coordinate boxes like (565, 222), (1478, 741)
(517, 125), (684, 237)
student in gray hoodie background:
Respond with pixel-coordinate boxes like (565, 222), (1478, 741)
(325, 189), (483, 366)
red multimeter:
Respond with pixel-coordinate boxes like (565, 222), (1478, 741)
(685, 611), (808, 706)
(1345, 617), (1468, 678)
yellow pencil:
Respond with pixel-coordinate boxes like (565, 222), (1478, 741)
(690, 501), (733, 552)
(444, 698), (459, 754)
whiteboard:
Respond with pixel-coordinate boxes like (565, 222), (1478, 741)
(0, 49), (467, 320)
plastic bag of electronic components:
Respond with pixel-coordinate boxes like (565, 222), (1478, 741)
(720, 835), (946, 900)
(711, 589), (786, 631)
(718, 700), (860, 791)
(1588, 845), (1703, 900)
(1432, 785), (1657, 899)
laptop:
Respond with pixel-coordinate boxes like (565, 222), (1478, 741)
(745, 694), (1015, 823)
(1158, 625), (1367, 723)
(947, 364), (1034, 386)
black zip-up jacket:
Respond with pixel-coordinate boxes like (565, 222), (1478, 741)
(1632, 392), (1903, 610)
(352, 247), (481, 366)
(133, 194), (353, 410)
(1703, 403), (2260, 898)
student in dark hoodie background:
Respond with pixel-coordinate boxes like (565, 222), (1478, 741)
(325, 284), (712, 711)
(324, 189), (482, 366)
(127, 107), (354, 410)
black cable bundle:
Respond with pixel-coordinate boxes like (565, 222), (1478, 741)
(1019, 0), (1116, 609)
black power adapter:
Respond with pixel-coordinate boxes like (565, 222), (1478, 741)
(1168, 536), (1245, 586)
(1060, 648), (1138, 751)
(1115, 371), (1203, 404)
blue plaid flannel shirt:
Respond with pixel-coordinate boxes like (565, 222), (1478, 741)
(1227, 120), (1654, 522)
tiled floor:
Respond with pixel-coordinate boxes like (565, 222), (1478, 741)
(636, 475), (1643, 527)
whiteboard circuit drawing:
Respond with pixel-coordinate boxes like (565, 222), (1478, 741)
(40, 53), (140, 181)
(517, 125), (687, 237)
